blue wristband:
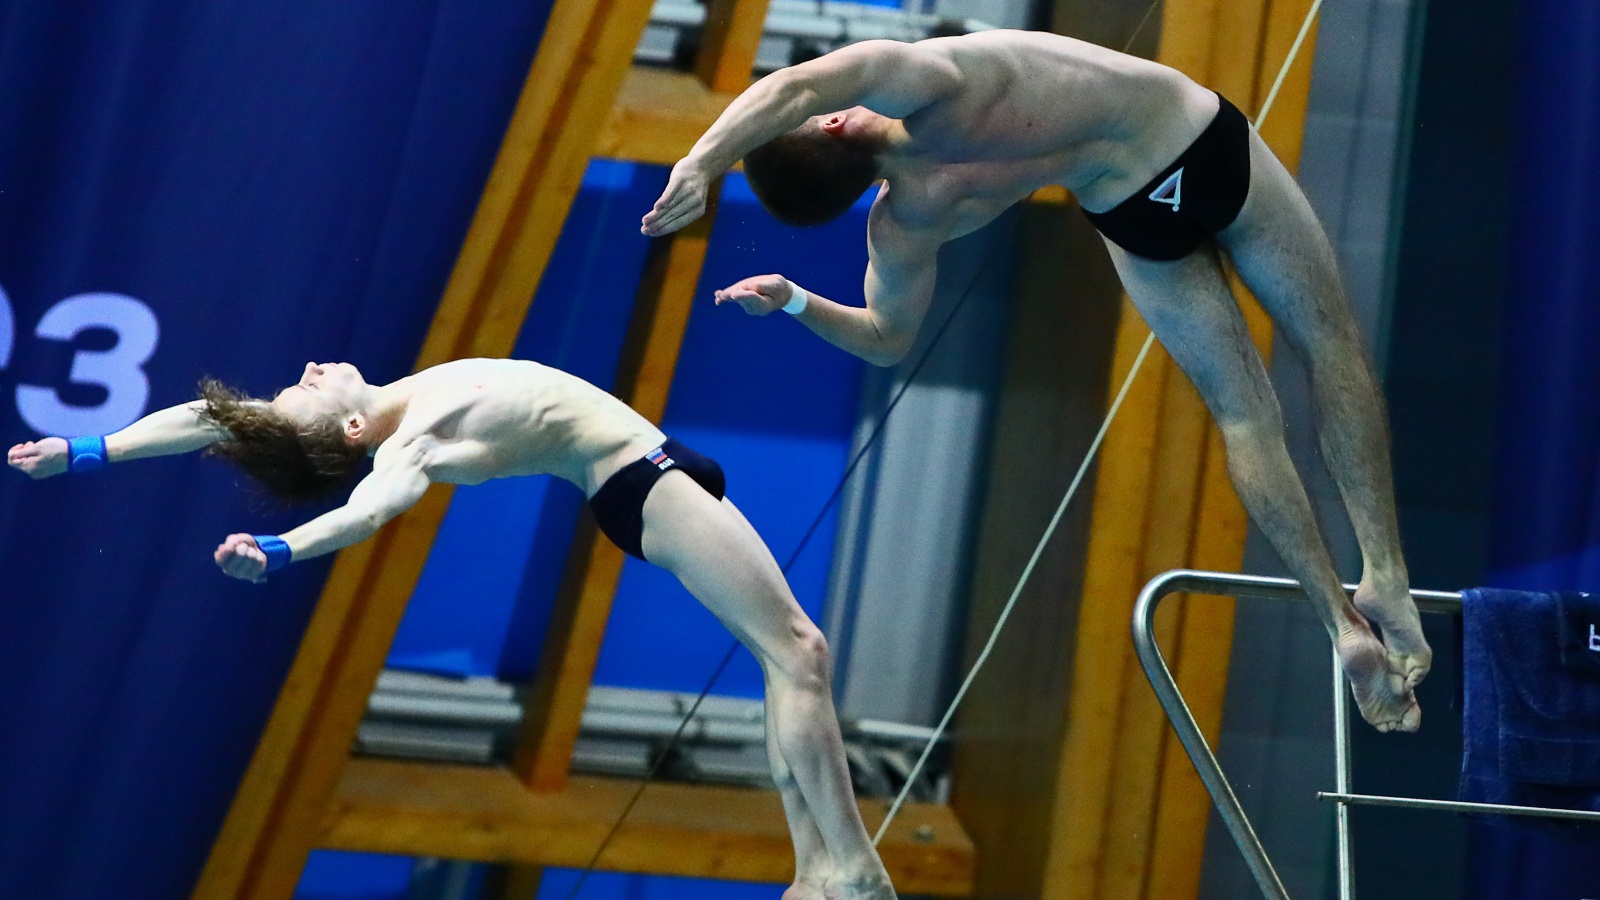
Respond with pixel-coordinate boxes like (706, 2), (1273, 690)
(253, 535), (293, 573)
(67, 435), (108, 473)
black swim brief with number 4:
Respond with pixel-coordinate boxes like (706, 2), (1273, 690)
(1081, 92), (1251, 262)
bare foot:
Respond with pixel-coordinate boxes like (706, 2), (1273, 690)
(1337, 623), (1421, 733)
(823, 872), (897, 900)
(1353, 578), (1433, 689)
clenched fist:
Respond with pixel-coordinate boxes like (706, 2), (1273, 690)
(7, 438), (69, 480)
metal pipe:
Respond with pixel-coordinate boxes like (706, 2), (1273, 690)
(376, 669), (516, 701)
(1332, 648), (1354, 900)
(580, 708), (767, 744)
(1133, 569), (1465, 900)
(647, 0), (998, 46)
(365, 694), (523, 726)
(1145, 569), (1461, 614)
(1132, 570), (1293, 900)
(1318, 792), (1600, 823)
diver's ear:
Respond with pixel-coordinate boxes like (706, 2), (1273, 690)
(344, 413), (366, 444)
(819, 113), (848, 137)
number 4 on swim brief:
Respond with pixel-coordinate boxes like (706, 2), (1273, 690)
(1148, 167), (1184, 212)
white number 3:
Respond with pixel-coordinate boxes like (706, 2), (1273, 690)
(16, 293), (160, 436)
(0, 284), (13, 371)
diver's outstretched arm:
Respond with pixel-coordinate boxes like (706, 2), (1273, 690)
(6, 401), (231, 479)
(212, 436), (431, 582)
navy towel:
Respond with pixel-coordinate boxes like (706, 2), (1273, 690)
(1460, 588), (1600, 837)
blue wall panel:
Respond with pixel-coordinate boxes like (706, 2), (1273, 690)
(0, 2), (550, 897)
(297, 851), (414, 900)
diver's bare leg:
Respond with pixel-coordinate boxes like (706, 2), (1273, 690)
(640, 476), (896, 897)
(1107, 241), (1419, 732)
(762, 659), (835, 899)
(1220, 128), (1431, 688)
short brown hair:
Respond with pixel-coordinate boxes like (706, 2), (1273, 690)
(743, 122), (880, 226)
(198, 378), (365, 503)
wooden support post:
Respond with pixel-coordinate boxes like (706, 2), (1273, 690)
(599, 69), (743, 167)
(509, 0), (765, 797)
(495, 7), (761, 892)
(952, 1), (1324, 899)
(950, 199), (1126, 900)
(1146, 4), (1320, 896)
(696, 0), (772, 93)
(191, 2), (658, 898)
(322, 759), (976, 893)
(510, 187), (723, 793)
(416, 0), (662, 367)
(193, 489), (458, 900)
(1041, 1), (1323, 897)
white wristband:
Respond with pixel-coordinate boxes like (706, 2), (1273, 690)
(781, 278), (808, 315)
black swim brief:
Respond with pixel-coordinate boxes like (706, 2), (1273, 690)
(1081, 93), (1251, 261)
(588, 437), (726, 561)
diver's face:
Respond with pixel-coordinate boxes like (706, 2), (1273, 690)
(271, 361), (366, 424)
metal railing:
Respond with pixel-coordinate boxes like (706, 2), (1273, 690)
(1131, 569), (1600, 900)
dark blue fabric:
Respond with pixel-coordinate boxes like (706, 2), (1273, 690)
(0, 2), (548, 898)
(1459, 589), (1600, 838)
(1487, 0), (1600, 590)
(1472, 0), (1600, 891)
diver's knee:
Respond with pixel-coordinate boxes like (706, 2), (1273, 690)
(782, 623), (832, 694)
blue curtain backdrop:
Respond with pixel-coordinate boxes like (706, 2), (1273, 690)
(1471, 0), (1600, 896)
(0, 2), (549, 898)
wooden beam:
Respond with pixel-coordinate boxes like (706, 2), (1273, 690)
(1094, 361), (1211, 899)
(1144, 270), (1264, 900)
(614, 199), (721, 418)
(510, 191), (722, 792)
(695, 0), (772, 93)
(1035, 0), (1326, 897)
(510, 516), (629, 792)
(323, 759), (976, 896)
(598, 68), (743, 167)
(418, 0), (662, 366)
(505, 0), (762, 886)
(1042, 296), (1171, 900)
(193, 2), (659, 898)
(949, 199), (1125, 900)
(1253, 0), (1322, 168)
(1146, 2), (1320, 895)
(513, 0), (762, 795)
(596, 0), (769, 167)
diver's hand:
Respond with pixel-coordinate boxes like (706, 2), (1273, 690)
(715, 275), (795, 316)
(214, 533), (269, 584)
(642, 158), (712, 236)
(7, 438), (69, 479)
